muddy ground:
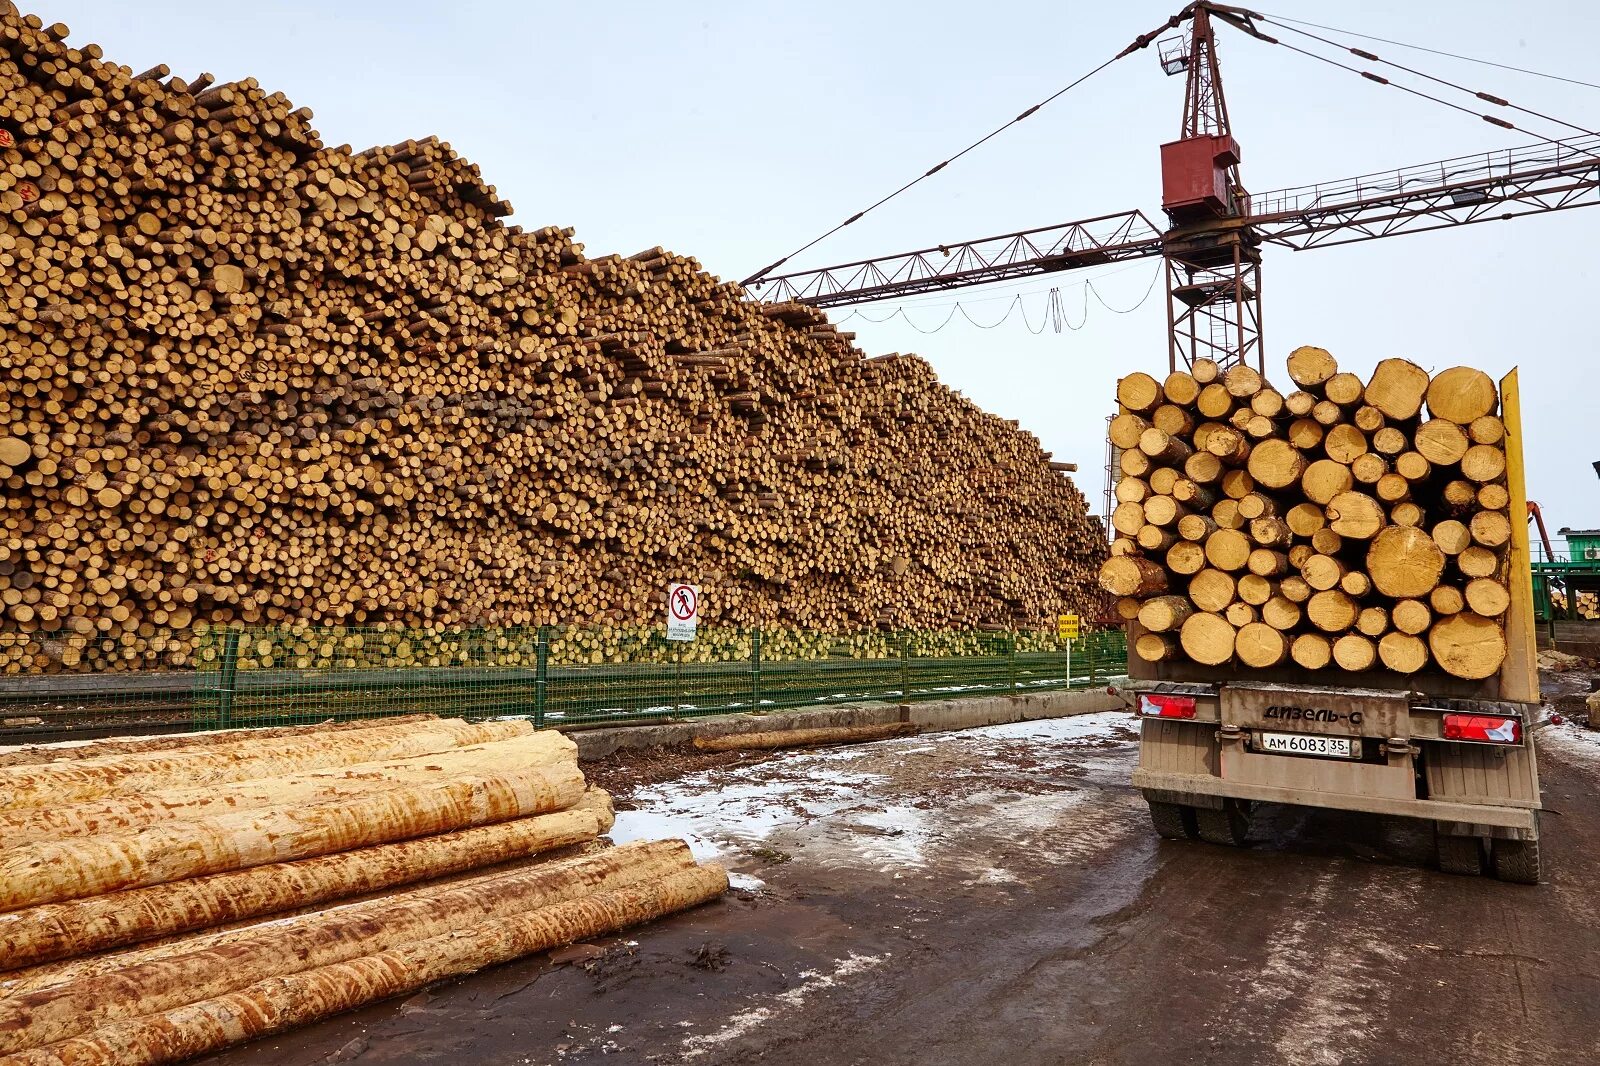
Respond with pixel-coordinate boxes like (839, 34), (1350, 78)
(215, 672), (1600, 1066)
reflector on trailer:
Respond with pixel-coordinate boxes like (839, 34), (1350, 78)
(1140, 694), (1196, 719)
(1442, 713), (1521, 744)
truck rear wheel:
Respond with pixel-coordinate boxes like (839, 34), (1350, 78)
(1194, 800), (1250, 847)
(1435, 832), (1484, 877)
(1490, 836), (1542, 884)
(1147, 799), (1197, 840)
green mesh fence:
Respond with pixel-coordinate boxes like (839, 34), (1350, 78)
(0, 630), (197, 741)
(0, 624), (1127, 739)
(187, 624), (1128, 731)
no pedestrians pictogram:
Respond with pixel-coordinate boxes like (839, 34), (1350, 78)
(666, 582), (701, 641)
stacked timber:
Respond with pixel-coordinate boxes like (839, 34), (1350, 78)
(0, 5), (1107, 674)
(1100, 349), (1518, 681)
(0, 717), (726, 1062)
(1551, 589), (1599, 621)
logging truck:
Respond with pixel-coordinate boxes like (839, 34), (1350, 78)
(1112, 363), (1543, 883)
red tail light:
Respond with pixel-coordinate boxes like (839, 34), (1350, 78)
(1442, 713), (1521, 744)
(1140, 694), (1196, 719)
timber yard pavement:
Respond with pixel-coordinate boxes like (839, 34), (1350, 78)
(214, 679), (1600, 1066)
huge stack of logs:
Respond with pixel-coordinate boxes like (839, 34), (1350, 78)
(0, 6), (1107, 673)
(0, 717), (726, 1063)
(1100, 348), (1518, 682)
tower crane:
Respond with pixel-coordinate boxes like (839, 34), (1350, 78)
(742, 3), (1600, 375)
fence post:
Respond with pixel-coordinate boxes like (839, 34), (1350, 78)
(751, 627), (763, 713)
(534, 626), (549, 729)
(217, 630), (241, 730)
(673, 643), (682, 717)
(899, 633), (910, 701)
(1008, 633), (1018, 692)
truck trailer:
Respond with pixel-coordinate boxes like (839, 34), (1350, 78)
(1118, 368), (1542, 883)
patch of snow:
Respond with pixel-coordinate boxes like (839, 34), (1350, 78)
(727, 871), (766, 891)
(1541, 721), (1600, 772)
(680, 953), (887, 1058)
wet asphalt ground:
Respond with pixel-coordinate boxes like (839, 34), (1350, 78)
(212, 690), (1600, 1066)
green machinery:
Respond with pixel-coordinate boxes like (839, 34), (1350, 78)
(1531, 526), (1600, 628)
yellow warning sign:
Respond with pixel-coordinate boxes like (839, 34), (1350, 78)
(1057, 613), (1080, 640)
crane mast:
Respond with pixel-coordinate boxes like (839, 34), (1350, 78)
(1158, 4), (1262, 373)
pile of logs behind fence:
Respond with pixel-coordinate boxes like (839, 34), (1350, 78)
(1100, 347), (1519, 682)
(0, 5), (1108, 673)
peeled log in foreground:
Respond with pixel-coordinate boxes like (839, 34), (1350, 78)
(0, 841), (698, 1053)
(0, 733), (578, 846)
(0, 716), (440, 770)
(0, 790), (614, 971)
(693, 723), (915, 753)
(0, 762), (587, 911)
(1, 866), (729, 1066)
(0, 719), (533, 811)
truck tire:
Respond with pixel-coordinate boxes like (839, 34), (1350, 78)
(1490, 837), (1542, 885)
(1194, 800), (1250, 847)
(1147, 799), (1197, 840)
(1435, 832), (1484, 877)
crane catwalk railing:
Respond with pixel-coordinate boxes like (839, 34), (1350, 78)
(0, 625), (1129, 742)
(1248, 135), (1600, 248)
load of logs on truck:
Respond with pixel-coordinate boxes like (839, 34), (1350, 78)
(1101, 348), (1543, 883)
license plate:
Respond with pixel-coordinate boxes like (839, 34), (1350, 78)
(1256, 731), (1358, 759)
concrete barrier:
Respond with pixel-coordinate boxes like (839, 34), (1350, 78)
(569, 686), (1123, 760)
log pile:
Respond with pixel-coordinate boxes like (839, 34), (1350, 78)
(1101, 348), (1519, 682)
(1551, 589), (1599, 621)
(0, 717), (726, 1062)
(0, 5), (1106, 674)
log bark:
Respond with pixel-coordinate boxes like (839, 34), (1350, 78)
(0, 720), (532, 811)
(1098, 556), (1168, 597)
(0, 732), (575, 846)
(1137, 596), (1195, 634)
(0, 762), (587, 910)
(0, 790), (615, 970)
(1, 867), (728, 1066)
(0, 840), (697, 1052)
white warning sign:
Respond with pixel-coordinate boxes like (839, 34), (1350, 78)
(666, 582), (700, 642)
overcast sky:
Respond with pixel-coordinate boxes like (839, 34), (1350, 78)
(35, 0), (1600, 537)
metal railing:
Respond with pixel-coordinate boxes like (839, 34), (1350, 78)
(0, 625), (1128, 741)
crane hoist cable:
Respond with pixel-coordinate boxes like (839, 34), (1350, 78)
(1245, 29), (1600, 161)
(1256, 14), (1599, 138)
(740, 10), (1192, 288)
(1257, 12), (1600, 92)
